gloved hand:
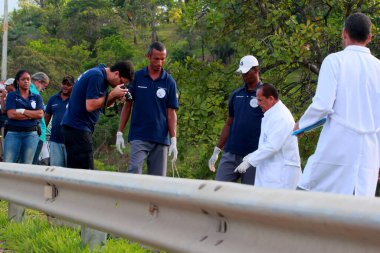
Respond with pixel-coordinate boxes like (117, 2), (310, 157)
(116, 131), (125, 155)
(234, 161), (251, 174)
(208, 146), (222, 172)
(242, 153), (252, 162)
(168, 137), (178, 163)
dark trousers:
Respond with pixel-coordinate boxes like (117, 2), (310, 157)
(62, 125), (94, 170)
(32, 140), (43, 164)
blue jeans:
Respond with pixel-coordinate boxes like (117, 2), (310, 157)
(4, 131), (39, 164)
(49, 141), (67, 167)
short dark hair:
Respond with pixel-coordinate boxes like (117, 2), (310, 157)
(14, 69), (31, 89)
(62, 75), (75, 86)
(148, 41), (166, 55)
(344, 12), (371, 42)
(258, 83), (279, 100)
(110, 61), (134, 81)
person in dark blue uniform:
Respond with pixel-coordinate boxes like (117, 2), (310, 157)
(208, 55), (264, 185)
(115, 42), (179, 176)
(4, 70), (44, 222)
(61, 61), (134, 170)
(60, 62), (134, 247)
(44, 75), (75, 167)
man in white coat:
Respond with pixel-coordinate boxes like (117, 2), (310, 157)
(293, 12), (380, 196)
(235, 83), (301, 189)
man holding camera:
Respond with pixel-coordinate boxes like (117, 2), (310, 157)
(61, 61), (134, 247)
(62, 61), (134, 170)
(116, 41), (179, 176)
(208, 55), (264, 185)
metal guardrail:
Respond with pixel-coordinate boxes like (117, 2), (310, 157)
(1, 162), (380, 253)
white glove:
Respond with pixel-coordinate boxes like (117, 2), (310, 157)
(208, 146), (222, 172)
(243, 153), (252, 162)
(168, 137), (178, 163)
(16, 108), (25, 114)
(234, 161), (251, 174)
(116, 131), (125, 155)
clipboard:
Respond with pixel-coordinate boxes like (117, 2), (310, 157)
(292, 118), (327, 136)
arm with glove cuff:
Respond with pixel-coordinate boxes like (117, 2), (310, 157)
(167, 108), (178, 163)
(115, 101), (132, 154)
(208, 116), (233, 172)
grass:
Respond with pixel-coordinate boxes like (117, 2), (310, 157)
(0, 201), (159, 253)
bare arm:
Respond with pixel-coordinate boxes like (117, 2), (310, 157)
(7, 109), (43, 120)
(118, 101), (133, 132)
(86, 84), (127, 112)
(44, 113), (52, 127)
(216, 116), (233, 149)
(86, 97), (105, 112)
(167, 108), (177, 138)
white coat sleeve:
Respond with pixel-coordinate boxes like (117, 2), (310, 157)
(299, 56), (337, 129)
(246, 117), (291, 167)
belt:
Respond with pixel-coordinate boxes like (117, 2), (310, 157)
(7, 125), (37, 132)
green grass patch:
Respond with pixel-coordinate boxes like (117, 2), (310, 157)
(0, 201), (160, 252)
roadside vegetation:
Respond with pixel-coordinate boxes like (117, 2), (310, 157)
(0, 201), (157, 252)
(0, 0), (380, 251)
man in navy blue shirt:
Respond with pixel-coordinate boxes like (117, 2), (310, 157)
(208, 55), (264, 185)
(116, 42), (179, 176)
(45, 75), (75, 167)
(61, 62), (134, 248)
(61, 61), (134, 170)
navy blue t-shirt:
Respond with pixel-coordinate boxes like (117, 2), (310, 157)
(128, 67), (179, 145)
(224, 83), (264, 156)
(62, 65), (108, 132)
(5, 90), (44, 127)
(45, 92), (69, 143)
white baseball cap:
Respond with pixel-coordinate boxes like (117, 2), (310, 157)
(4, 78), (15, 86)
(236, 55), (259, 74)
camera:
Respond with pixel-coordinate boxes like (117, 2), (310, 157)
(122, 84), (133, 101)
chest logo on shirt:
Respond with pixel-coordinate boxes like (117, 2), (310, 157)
(250, 97), (258, 108)
(31, 100), (36, 109)
(156, 88), (166, 98)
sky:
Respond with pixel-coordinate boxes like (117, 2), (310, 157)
(0, 0), (19, 16)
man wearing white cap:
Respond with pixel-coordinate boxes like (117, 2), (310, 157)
(208, 55), (264, 185)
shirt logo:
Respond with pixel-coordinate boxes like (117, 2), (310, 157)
(250, 98), (258, 108)
(31, 100), (36, 109)
(156, 88), (166, 98)
(137, 85), (147, 89)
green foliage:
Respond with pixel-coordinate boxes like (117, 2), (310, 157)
(170, 39), (192, 62)
(0, 201), (160, 252)
(169, 57), (238, 179)
(8, 38), (90, 91)
(94, 35), (136, 65)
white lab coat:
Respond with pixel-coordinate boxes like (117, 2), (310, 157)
(298, 45), (380, 196)
(246, 101), (301, 189)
